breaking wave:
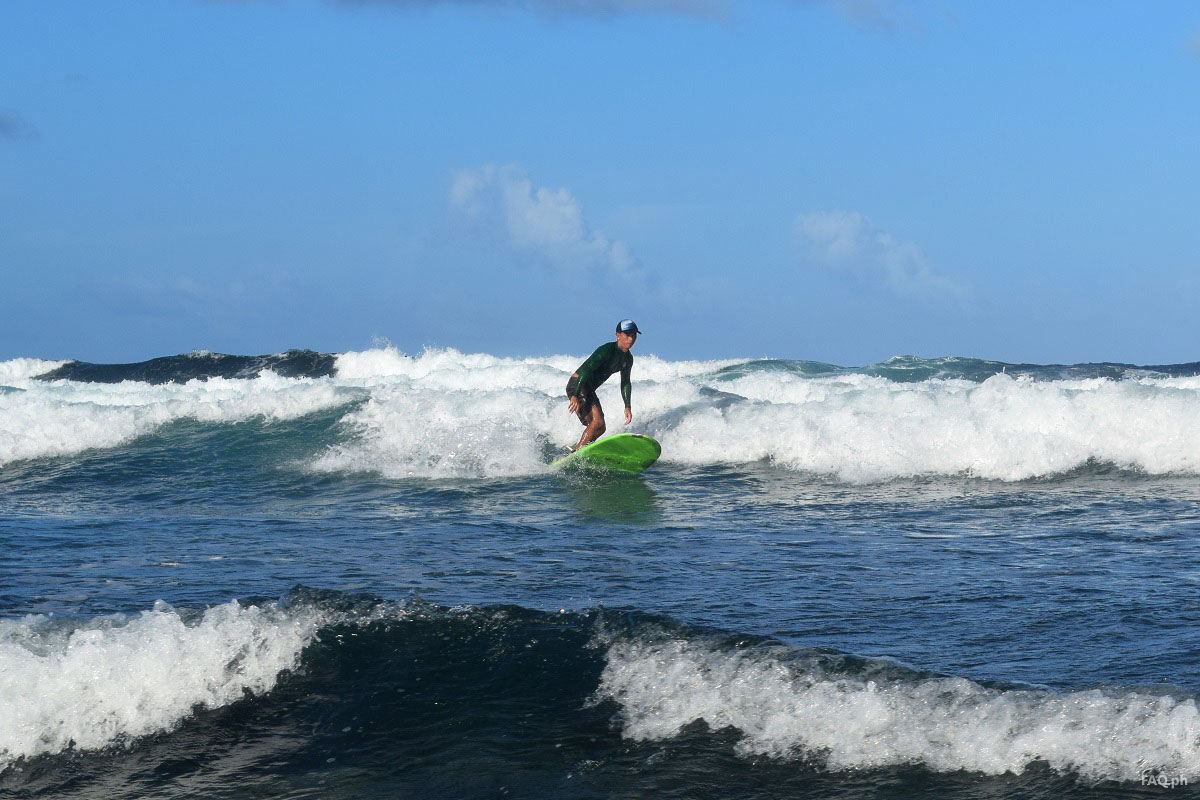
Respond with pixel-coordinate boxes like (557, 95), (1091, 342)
(0, 599), (325, 771)
(4, 347), (1200, 481)
(596, 628), (1200, 783)
(3, 595), (1197, 786)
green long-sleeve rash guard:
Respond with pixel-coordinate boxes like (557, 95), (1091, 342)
(573, 342), (633, 409)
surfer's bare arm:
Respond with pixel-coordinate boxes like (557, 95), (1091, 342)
(624, 407), (632, 425)
(567, 372), (583, 414)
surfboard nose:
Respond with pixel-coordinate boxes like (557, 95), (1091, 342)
(551, 433), (661, 474)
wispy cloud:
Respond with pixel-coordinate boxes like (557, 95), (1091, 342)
(819, 0), (920, 33)
(795, 210), (967, 300)
(294, 0), (922, 29)
(0, 110), (37, 141)
(328, 0), (725, 19)
(451, 164), (646, 282)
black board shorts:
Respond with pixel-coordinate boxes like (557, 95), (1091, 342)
(566, 375), (601, 424)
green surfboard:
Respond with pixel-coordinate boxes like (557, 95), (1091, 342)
(552, 433), (661, 475)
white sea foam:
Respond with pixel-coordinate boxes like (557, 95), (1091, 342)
(332, 346), (737, 384)
(0, 601), (324, 771)
(659, 372), (1200, 481)
(329, 347), (1200, 481)
(318, 347), (735, 478)
(0, 373), (351, 468)
(596, 635), (1200, 782)
(311, 381), (561, 478)
(0, 358), (68, 384)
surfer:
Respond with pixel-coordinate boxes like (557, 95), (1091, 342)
(566, 319), (640, 452)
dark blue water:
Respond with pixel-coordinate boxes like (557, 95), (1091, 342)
(4, 349), (1200, 798)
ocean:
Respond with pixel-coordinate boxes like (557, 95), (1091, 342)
(3, 346), (1200, 799)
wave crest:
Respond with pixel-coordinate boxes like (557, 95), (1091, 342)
(596, 631), (1200, 782)
(0, 600), (325, 770)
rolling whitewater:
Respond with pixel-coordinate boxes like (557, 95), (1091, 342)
(4, 346), (1200, 799)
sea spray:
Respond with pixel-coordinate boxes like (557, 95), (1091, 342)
(0, 600), (325, 770)
(595, 630), (1200, 782)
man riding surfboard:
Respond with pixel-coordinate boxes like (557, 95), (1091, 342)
(566, 319), (640, 452)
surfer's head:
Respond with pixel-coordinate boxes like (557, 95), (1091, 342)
(616, 319), (640, 351)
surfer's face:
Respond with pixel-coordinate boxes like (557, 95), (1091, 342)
(616, 331), (637, 351)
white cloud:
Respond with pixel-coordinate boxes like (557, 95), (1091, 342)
(451, 164), (643, 280)
(795, 210), (967, 300)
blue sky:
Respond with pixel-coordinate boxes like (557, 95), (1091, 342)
(2, 0), (1198, 365)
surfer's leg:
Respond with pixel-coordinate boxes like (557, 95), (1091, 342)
(575, 402), (606, 451)
(567, 375), (595, 427)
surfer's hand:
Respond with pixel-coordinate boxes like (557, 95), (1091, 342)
(624, 408), (632, 425)
(568, 396), (579, 414)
